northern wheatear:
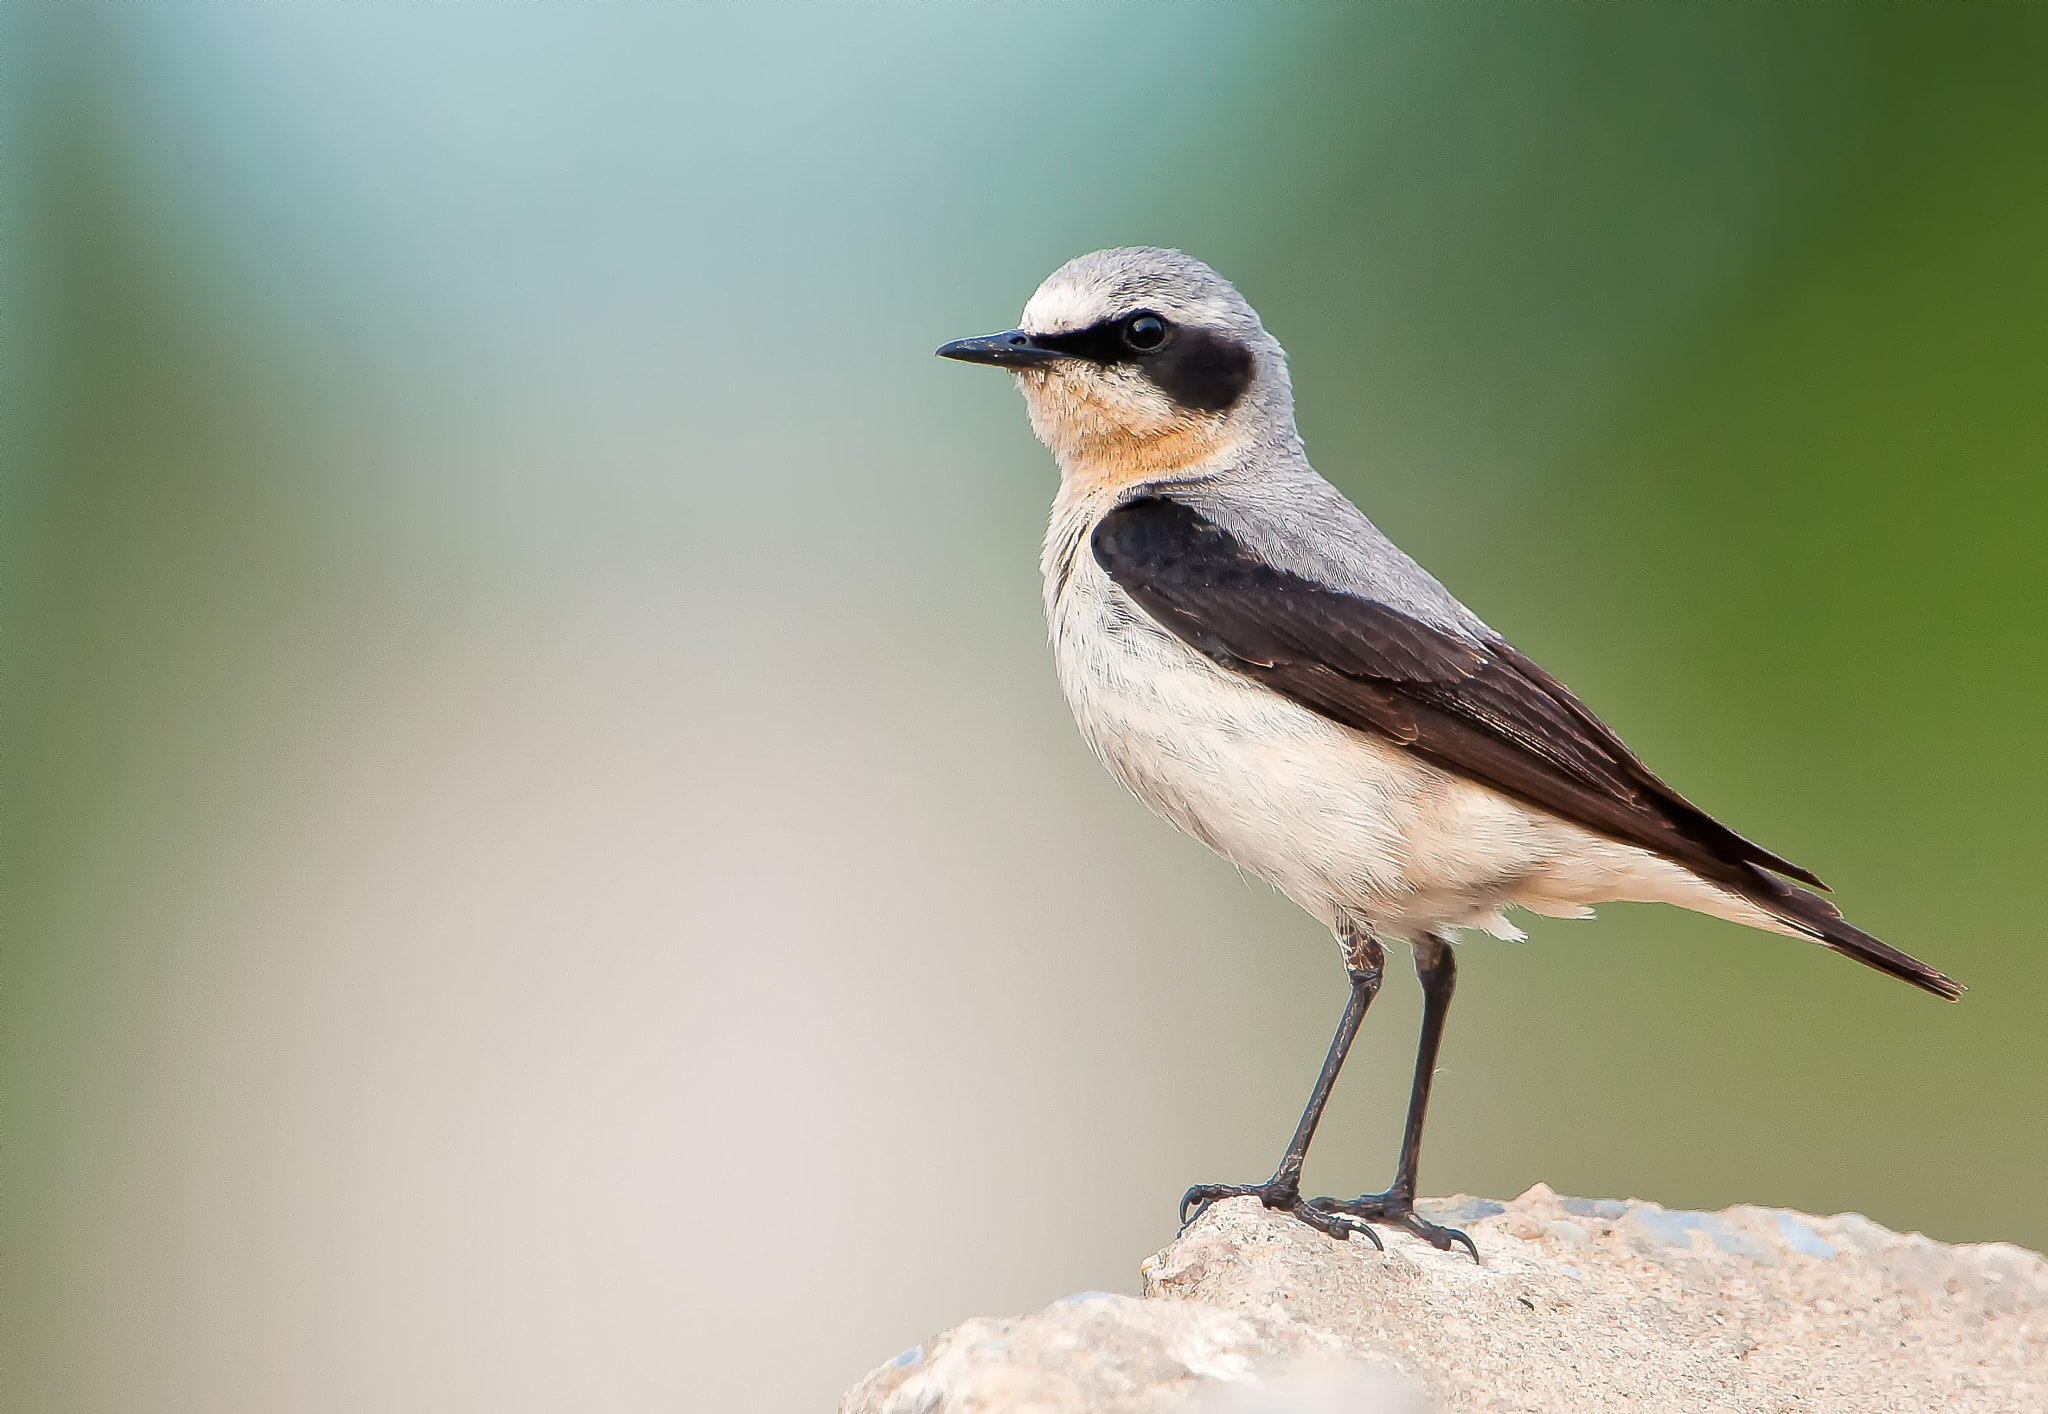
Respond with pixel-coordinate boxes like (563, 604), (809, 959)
(938, 248), (1959, 1259)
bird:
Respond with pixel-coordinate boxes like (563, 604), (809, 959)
(936, 247), (1961, 1260)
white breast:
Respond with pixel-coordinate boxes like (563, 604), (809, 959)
(1042, 504), (1786, 944)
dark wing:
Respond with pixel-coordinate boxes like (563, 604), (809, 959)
(1092, 496), (1961, 1000)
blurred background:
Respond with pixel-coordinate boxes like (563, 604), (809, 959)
(5, 5), (2044, 1411)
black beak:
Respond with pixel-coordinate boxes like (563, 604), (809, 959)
(936, 329), (1076, 369)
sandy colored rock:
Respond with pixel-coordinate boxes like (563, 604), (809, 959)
(838, 1288), (1418, 1414)
(1146, 1187), (2047, 1411)
(841, 1187), (2048, 1413)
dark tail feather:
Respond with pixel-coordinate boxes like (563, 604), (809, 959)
(1741, 866), (1963, 1001)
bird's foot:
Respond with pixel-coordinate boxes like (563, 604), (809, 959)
(1309, 1189), (1479, 1262)
(1179, 1180), (1384, 1248)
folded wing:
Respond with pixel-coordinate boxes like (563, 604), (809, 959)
(1091, 495), (1960, 999)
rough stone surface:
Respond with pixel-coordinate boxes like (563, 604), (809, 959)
(838, 1290), (1415, 1414)
(840, 1185), (2048, 1413)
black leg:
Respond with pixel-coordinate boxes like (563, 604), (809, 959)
(1310, 934), (1479, 1261)
(1180, 927), (1387, 1246)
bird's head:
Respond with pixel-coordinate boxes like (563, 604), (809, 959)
(939, 248), (1293, 490)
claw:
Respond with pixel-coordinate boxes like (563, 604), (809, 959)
(1177, 1181), (1386, 1248)
(1179, 1183), (1251, 1230)
(1291, 1203), (1383, 1248)
(1308, 1192), (1481, 1263)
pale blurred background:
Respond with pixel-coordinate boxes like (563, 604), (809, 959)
(5, 5), (2044, 1411)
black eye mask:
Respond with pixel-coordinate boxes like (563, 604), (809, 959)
(1030, 311), (1255, 414)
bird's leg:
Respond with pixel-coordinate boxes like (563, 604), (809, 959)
(1180, 927), (1386, 1247)
(1310, 934), (1479, 1261)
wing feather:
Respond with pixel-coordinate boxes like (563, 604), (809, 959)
(1091, 496), (1818, 892)
(1087, 494), (1960, 1000)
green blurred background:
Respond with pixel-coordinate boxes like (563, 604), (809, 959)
(5, 5), (2043, 1411)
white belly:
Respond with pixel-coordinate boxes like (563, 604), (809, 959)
(1047, 556), (1783, 943)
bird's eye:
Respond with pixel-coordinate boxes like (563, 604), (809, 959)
(1124, 314), (1168, 351)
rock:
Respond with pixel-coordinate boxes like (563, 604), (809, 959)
(840, 1186), (2048, 1413)
(838, 1291), (1418, 1414)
